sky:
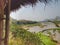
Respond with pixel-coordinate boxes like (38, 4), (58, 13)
(10, 1), (60, 21)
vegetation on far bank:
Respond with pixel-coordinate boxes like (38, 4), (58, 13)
(9, 18), (60, 45)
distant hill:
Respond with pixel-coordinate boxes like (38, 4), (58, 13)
(11, 16), (60, 25)
(11, 19), (38, 25)
(43, 16), (60, 22)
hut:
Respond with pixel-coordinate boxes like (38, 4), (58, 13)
(0, 0), (57, 45)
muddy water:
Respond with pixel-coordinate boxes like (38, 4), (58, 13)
(28, 22), (60, 42)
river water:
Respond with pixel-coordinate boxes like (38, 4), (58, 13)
(28, 22), (60, 42)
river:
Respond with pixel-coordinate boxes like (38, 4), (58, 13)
(28, 22), (60, 43)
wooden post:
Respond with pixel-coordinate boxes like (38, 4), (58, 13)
(0, 0), (5, 45)
(0, 13), (4, 45)
(4, 0), (11, 45)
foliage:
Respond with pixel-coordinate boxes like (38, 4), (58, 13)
(10, 23), (42, 45)
(16, 20), (38, 25)
(9, 34), (24, 45)
(36, 32), (56, 45)
(47, 17), (60, 27)
(12, 29), (42, 45)
(9, 19), (59, 45)
(11, 19), (43, 27)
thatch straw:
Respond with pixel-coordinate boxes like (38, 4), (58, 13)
(4, 0), (58, 13)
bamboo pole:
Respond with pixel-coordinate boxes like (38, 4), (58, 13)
(4, 0), (11, 45)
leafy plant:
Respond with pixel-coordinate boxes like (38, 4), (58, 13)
(36, 32), (56, 45)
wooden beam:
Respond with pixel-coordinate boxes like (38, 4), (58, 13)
(4, 0), (11, 45)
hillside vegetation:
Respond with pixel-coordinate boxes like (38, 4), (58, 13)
(9, 18), (60, 45)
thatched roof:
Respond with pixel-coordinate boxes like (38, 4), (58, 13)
(4, 0), (58, 14)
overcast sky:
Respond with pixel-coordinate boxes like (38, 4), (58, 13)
(10, 1), (60, 21)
